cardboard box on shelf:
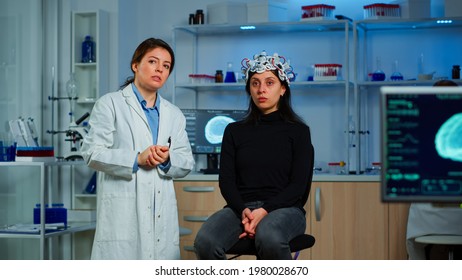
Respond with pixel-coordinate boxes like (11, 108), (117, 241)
(247, 0), (288, 23)
(391, 0), (430, 19)
(207, 1), (247, 25)
(445, 0), (462, 17)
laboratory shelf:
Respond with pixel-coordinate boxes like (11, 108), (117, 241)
(173, 19), (352, 35)
(0, 222), (96, 239)
(355, 16), (462, 31)
(0, 160), (94, 259)
(356, 80), (439, 87)
(175, 80), (352, 91)
(352, 16), (462, 176)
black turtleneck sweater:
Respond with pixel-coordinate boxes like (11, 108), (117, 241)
(218, 111), (314, 215)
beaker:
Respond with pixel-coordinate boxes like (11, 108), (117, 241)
(390, 60), (403, 81)
(372, 57), (386, 81)
(224, 62), (237, 83)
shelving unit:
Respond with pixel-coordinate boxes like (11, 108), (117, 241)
(172, 20), (354, 172)
(67, 10), (108, 258)
(353, 16), (462, 173)
(0, 161), (95, 260)
(71, 10), (109, 112)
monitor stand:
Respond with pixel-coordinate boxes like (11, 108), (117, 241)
(200, 153), (219, 174)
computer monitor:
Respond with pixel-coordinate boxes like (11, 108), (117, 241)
(380, 86), (462, 203)
(182, 109), (247, 174)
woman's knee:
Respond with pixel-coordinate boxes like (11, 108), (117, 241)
(194, 224), (215, 252)
(255, 227), (284, 247)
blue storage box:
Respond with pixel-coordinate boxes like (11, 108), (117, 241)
(0, 141), (16, 162)
(34, 203), (67, 227)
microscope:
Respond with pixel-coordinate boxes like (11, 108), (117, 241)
(64, 112), (90, 160)
(63, 112), (90, 160)
(47, 111), (90, 160)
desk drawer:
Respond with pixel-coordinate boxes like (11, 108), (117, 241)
(174, 181), (226, 211)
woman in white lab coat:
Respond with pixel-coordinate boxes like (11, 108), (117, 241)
(80, 38), (194, 259)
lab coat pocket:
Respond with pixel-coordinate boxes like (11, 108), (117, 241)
(99, 192), (137, 241)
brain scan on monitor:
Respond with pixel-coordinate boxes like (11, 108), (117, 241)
(435, 113), (462, 162)
(204, 115), (235, 145)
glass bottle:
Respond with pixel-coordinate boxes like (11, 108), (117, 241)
(66, 72), (78, 99)
(215, 70), (223, 83)
(452, 65), (460, 79)
(195, 9), (204, 24)
(418, 53), (424, 75)
(189, 14), (195, 25)
(81, 35), (95, 63)
(66, 72), (78, 122)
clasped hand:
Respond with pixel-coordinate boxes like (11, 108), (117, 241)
(239, 207), (268, 239)
(138, 145), (170, 168)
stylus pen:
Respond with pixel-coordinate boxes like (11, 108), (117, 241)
(167, 136), (171, 148)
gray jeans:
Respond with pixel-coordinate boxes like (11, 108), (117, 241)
(194, 201), (306, 260)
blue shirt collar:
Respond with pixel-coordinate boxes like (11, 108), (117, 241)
(131, 83), (160, 111)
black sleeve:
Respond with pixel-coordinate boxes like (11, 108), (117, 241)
(218, 125), (246, 215)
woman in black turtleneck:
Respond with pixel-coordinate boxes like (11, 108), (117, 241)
(194, 51), (314, 260)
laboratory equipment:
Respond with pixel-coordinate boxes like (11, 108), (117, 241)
(452, 65), (460, 79)
(63, 112), (90, 160)
(390, 60), (403, 81)
(363, 3), (400, 19)
(371, 57), (386, 81)
(313, 64), (342, 81)
(301, 4), (335, 20)
(81, 35), (95, 63)
(215, 70), (223, 83)
(224, 62), (237, 83)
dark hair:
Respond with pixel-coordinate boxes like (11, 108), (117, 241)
(120, 38), (175, 89)
(243, 69), (305, 125)
(433, 79), (458, 87)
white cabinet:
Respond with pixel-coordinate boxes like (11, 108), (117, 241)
(0, 161), (95, 260)
(172, 21), (354, 171)
(63, 10), (107, 258)
(71, 10), (109, 112)
(353, 17), (462, 173)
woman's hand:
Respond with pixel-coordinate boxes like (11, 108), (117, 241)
(240, 208), (254, 238)
(239, 207), (268, 239)
(138, 145), (170, 168)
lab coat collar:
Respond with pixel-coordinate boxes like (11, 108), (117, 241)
(122, 84), (149, 128)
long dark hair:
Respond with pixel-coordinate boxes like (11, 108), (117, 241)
(120, 37), (175, 89)
(243, 69), (305, 125)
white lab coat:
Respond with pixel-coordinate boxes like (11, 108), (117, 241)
(406, 203), (462, 259)
(80, 84), (194, 260)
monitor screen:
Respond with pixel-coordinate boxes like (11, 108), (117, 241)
(380, 86), (462, 202)
(182, 109), (247, 154)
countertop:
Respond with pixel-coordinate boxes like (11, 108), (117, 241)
(175, 172), (380, 182)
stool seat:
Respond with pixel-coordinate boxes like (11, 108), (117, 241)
(415, 235), (462, 245)
(415, 234), (462, 260)
(226, 234), (315, 260)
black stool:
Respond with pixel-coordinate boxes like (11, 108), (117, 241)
(226, 234), (315, 260)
